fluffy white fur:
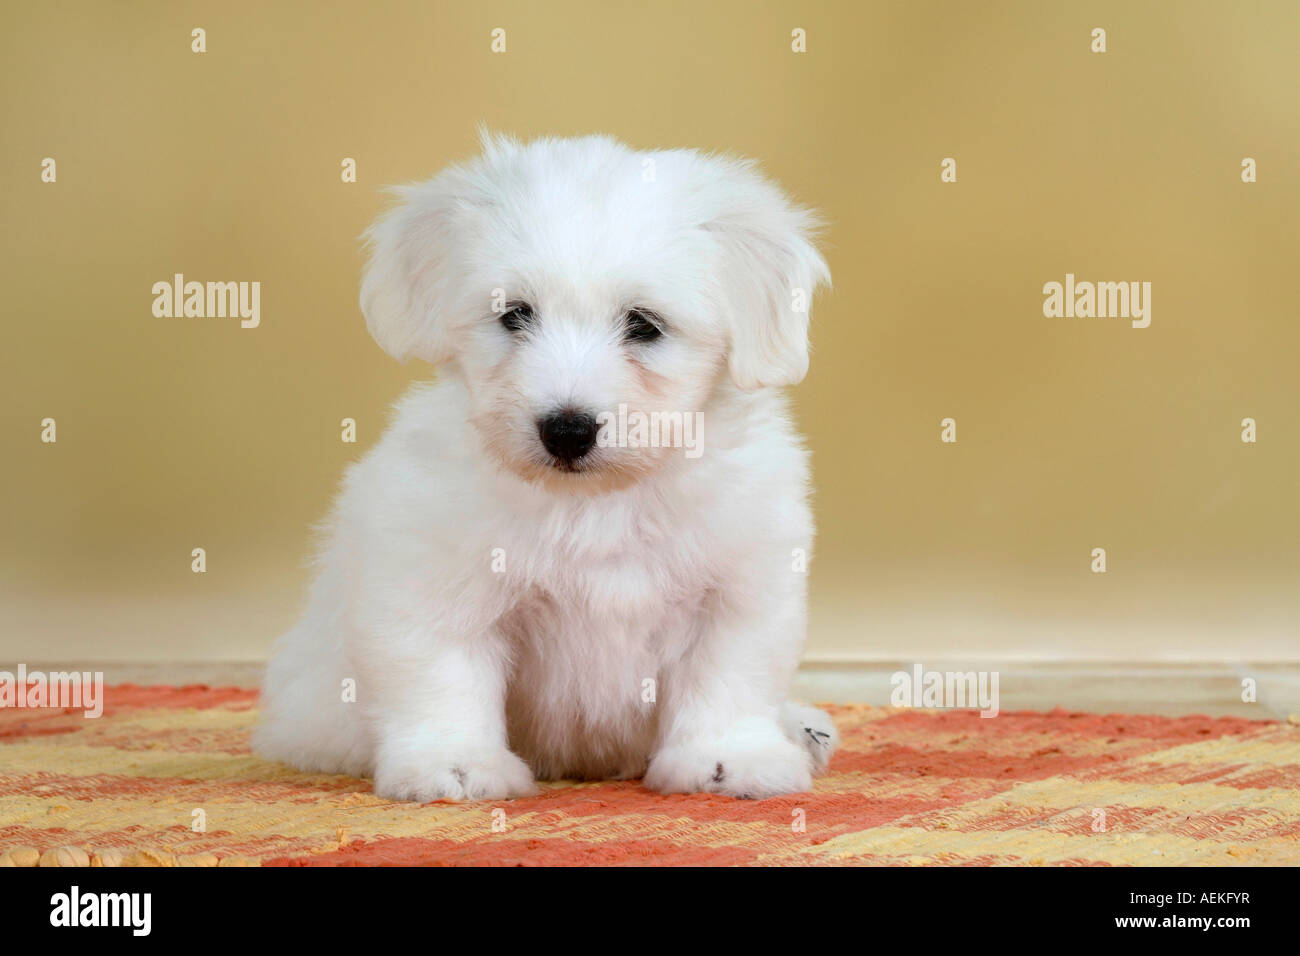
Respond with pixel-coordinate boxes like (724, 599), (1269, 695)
(254, 132), (836, 801)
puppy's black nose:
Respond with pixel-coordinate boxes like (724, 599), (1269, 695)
(538, 410), (598, 462)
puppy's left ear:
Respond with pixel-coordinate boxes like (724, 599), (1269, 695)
(705, 164), (831, 390)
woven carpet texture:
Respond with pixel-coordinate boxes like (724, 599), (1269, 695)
(1, 685), (1297, 866)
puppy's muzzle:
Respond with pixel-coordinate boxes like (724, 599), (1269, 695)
(538, 409), (598, 465)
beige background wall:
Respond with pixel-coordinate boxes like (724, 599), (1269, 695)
(2, 1), (1297, 663)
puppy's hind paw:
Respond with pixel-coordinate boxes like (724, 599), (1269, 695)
(373, 747), (538, 803)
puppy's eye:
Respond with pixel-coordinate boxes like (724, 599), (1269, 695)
(500, 302), (534, 334)
(624, 309), (662, 343)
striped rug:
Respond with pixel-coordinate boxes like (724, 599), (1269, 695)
(1, 685), (1297, 866)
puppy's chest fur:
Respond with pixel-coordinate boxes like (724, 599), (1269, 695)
(497, 503), (709, 780)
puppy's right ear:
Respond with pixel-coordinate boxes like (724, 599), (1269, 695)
(360, 176), (467, 364)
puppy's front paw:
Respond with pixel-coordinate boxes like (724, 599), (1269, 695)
(645, 717), (814, 799)
(780, 701), (839, 773)
(374, 746), (538, 803)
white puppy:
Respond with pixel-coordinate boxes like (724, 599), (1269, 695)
(254, 132), (836, 801)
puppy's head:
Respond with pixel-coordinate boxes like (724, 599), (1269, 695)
(361, 132), (830, 491)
